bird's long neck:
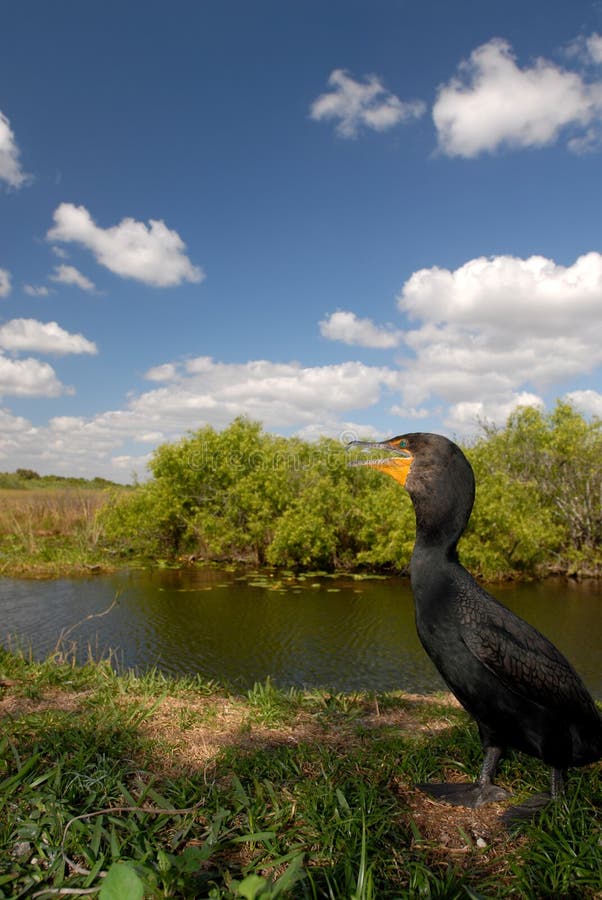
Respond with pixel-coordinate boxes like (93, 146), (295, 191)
(409, 507), (469, 614)
(408, 457), (474, 577)
(412, 484), (473, 558)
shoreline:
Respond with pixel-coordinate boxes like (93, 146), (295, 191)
(2, 553), (602, 583)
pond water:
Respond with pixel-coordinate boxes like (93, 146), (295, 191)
(0, 568), (600, 697)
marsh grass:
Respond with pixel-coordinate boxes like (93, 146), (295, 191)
(0, 488), (114, 576)
(0, 648), (600, 898)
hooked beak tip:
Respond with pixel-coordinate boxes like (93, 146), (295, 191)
(345, 439), (381, 451)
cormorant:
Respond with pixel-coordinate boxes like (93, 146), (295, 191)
(348, 432), (602, 820)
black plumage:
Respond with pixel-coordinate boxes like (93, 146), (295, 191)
(349, 432), (602, 819)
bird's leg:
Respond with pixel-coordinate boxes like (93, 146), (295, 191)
(479, 745), (502, 787)
(416, 745), (511, 808)
(475, 746), (513, 802)
(501, 766), (566, 826)
(550, 767), (566, 799)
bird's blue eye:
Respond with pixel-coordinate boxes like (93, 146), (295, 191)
(399, 440), (407, 448)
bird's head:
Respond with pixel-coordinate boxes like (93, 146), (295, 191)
(347, 432), (475, 549)
(346, 435), (414, 486)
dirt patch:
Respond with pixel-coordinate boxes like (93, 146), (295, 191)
(133, 694), (334, 774)
(137, 695), (254, 768)
(0, 687), (92, 719)
(121, 690), (465, 774)
(399, 781), (511, 848)
(359, 705), (458, 736)
(395, 782), (524, 884)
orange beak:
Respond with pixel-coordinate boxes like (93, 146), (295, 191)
(346, 438), (413, 487)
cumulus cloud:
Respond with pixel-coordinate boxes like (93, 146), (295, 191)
(565, 389), (602, 416)
(567, 32), (602, 67)
(0, 356), (66, 398)
(145, 362), (178, 382)
(0, 410), (38, 463)
(50, 264), (96, 292)
(140, 357), (401, 427)
(0, 110), (30, 188)
(399, 252), (602, 336)
(444, 394), (545, 434)
(296, 420), (382, 444)
(310, 69), (425, 138)
(47, 203), (204, 287)
(0, 319), (97, 356)
(0, 269), (11, 297)
(0, 408), (127, 475)
(320, 310), (402, 348)
(0, 357), (402, 478)
(433, 37), (602, 157)
(389, 404), (430, 420)
(395, 251), (602, 430)
(586, 33), (602, 65)
(5, 237), (602, 474)
(23, 284), (51, 297)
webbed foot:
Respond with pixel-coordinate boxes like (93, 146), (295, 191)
(416, 781), (512, 808)
(501, 792), (552, 826)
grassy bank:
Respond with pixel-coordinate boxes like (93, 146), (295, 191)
(0, 650), (600, 898)
(0, 488), (118, 577)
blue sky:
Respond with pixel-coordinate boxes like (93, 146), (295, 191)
(2, 0), (602, 480)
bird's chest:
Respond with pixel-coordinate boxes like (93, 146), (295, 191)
(414, 598), (459, 656)
(410, 563), (466, 660)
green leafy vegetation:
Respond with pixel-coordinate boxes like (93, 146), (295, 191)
(0, 649), (599, 898)
(2, 401), (601, 578)
(0, 470), (121, 491)
(100, 402), (602, 580)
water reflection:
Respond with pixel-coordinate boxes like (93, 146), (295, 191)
(0, 569), (600, 697)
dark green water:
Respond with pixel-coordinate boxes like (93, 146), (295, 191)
(0, 568), (600, 697)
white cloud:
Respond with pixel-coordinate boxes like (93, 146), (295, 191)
(23, 284), (51, 297)
(4, 236), (602, 474)
(137, 357), (401, 427)
(310, 69), (425, 138)
(50, 415), (86, 432)
(0, 110), (29, 188)
(145, 362), (178, 382)
(137, 431), (165, 444)
(0, 410), (114, 474)
(111, 453), (153, 473)
(0, 319), (97, 356)
(444, 394), (545, 435)
(50, 264), (96, 292)
(296, 420), (382, 444)
(320, 310), (402, 348)
(390, 404), (430, 419)
(565, 389), (602, 416)
(0, 356), (66, 398)
(586, 33), (602, 65)
(0, 409), (38, 459)
(567, 32), (602, 67)
(433, 37), (602, 157)
(0, 357), (402, 478)
(399, 252), (602, 335)
(47, 203), (204, 287)
(395, 251), (602, 430)
(0, 269), (11, 297)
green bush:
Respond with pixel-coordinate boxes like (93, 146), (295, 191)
(99, 404), (602, 578)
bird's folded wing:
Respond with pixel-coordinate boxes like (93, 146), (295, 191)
(458, 586), (593, 712)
